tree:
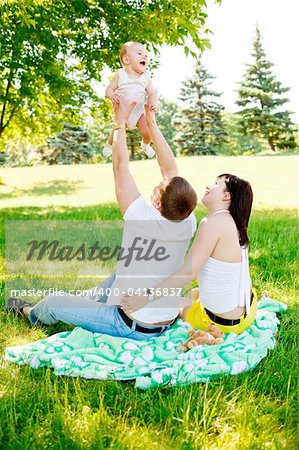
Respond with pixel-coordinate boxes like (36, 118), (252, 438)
(0, 0), (219, 142)
(121, 97), (180, 160)
(156, 97), (179, 155)
(221, 112), (263, 155)
(0, 151), (6, 165)
(236, 26), (297, 151)
(127, 129), (145, 160)
(0, 1), (94, 141)
(38, 123), (93, 165)
(87, 101), (145, 161)
(88, 96), (180, 161)
(176, 57), (226, 155)
(87, 99), (113, 162)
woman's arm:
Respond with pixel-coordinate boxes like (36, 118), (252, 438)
(121, 216), (221, 313)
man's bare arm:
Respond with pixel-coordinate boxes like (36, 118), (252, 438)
(146, 106), (178, 179)
(146, 79), (158, 112)
(112, 102), (141, 214)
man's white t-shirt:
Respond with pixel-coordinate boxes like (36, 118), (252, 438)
(106, 195), (197, 323)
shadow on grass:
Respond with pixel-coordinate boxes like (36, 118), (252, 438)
(0, 179), (84, 200)
(0, 202), (124, 220)
(254, 150), (299, 157)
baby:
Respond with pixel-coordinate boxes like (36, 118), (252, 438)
(102, 41), (157, 158)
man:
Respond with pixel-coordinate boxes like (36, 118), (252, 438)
(7, 102), (197, 340)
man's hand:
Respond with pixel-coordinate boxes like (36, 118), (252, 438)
(113, 101), (136, 124)
(145, 104), (157, 125)
(147, 101), (158, 113)
(144, 104), (178, 179)
(121, 292), (149, 314)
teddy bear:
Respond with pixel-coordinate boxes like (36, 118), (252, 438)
(177, 324), (224, 352)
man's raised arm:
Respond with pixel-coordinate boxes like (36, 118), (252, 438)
(112, 102), (141, 214)
(146, 106), (178, 180)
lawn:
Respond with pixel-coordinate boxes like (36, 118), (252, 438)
(0, 154), (298, 209)
(0, 155), (298, 449)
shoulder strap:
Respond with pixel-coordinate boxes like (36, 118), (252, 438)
(239, 246), (252, 314)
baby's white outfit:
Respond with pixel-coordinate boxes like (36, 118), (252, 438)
(117, 68), (150, 129)
(102, 68), (155, 159)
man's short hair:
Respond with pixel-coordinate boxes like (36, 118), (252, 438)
(160, 176), (197, 220)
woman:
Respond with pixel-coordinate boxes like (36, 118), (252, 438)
(121, 173), (256, 335)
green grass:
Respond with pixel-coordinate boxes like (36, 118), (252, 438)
(0, 154), (298, 209)
(0, 157), (298, 449)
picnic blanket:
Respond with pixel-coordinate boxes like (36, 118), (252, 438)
(4, 298), (287, 389)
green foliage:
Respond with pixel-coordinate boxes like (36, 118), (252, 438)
(0, 0), (95, 141)
(38, 123), (93, 165)
(221, 112), (264, 155)
(126, 128), (145, 160)
(176, 57), (227, 155)
(0, 152), (7, 166)
(0, 0), (217, 144)
(88, 96), (180, 161)
(87, 101), (146, 162)
(1, 139), (40, 167)
(156, 97), (179, 155)
(87, 99), (113, 163)
(237, 26), (297, 151)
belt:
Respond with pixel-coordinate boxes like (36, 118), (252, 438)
(204, 308), (241, 326)
(204, 292), (254, 327)
(117, 307), (176, 334)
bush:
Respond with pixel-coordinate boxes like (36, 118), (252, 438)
(2, 140), (40, 167)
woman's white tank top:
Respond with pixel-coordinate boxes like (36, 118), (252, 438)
(198, 210), (252, 315)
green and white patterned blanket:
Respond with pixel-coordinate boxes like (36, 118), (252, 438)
(4, 298), (287, 389)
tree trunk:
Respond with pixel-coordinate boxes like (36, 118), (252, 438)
(268, 137), (276, 151)
(200, 111), (205, 145)
(0, 77), (16, 138)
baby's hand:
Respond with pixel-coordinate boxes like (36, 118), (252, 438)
(109, 91), (120, 105)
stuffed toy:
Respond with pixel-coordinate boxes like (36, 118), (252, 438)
(177, 324), (224, 352)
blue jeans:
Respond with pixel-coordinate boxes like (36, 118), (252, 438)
(28, 274), (168, 341)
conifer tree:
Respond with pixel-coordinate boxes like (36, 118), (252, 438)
(38, 123), (93, 165)
(0, 152), (6, 165)
(237, 26), (297, 151)
(176, 57), (226, 155)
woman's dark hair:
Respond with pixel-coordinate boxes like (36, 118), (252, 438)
(218, 173), (253, 247)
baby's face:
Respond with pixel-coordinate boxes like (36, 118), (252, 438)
(124, 43), (148, 74)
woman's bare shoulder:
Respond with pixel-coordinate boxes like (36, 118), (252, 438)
(200, 212), (232, 224)
(200, 213), (236, 233)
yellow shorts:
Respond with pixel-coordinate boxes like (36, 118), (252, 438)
(185, 291), (258, 335)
